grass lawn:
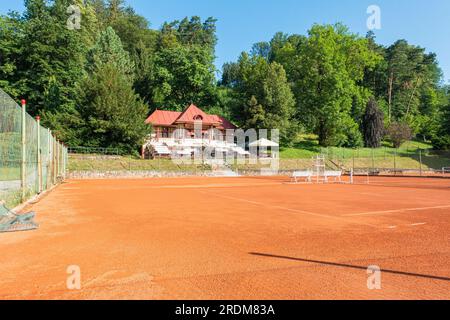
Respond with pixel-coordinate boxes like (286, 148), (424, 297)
(280, 135), (434, 159)
(68, 155), (210, 173)
(276, 135), (449, 171)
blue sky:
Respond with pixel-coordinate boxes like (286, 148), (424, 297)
(1, 0), (449, 82)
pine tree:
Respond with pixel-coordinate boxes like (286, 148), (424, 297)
(79, 27), (149, 153)
(245, 96), (265, 129)
(87, 26), (135, 79)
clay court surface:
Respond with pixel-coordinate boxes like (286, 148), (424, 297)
(0, 176), (449, 300)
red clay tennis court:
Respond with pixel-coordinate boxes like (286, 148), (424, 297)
(0, 175), (449, 299)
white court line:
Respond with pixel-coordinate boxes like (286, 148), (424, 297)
(199, 190), (379, 228)
(343, 204), (450, 217)
(410, 223), (427, 226)
(153, 182), (281, 189)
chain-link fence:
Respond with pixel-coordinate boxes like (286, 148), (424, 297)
(0, 89), (68, 207)
(321, 147), (450, 176)
(65, 145), (450, 178)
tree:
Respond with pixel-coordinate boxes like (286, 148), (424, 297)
(87, 26), (135, 78)
(78, 27), (149, 153)
(13, 0), (97, 145)
(2, 1), (449, 154)
(385, 40), (442, 123)
(148, 17), (219, 110)
(250, 42), (271, 60)
(230, 54), (296, 143)
(0, 14), (23, 98)
(220, 62), (240, 87)
(106, 1), (157, 59)
(261, 61), (296, 141)
(432, 88), (450, 149)
(245, 95), (265, 129)
(150, 44), (217, 110)
(386, 122), (413, 148)
(363, 98), (385, 148)
(293, 24), (380, 146)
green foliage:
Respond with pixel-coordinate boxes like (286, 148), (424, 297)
(245, 96), (265, 129)
(0, 15), (23, 98)
(222, 24), (446, 149)
(78, 28), (149, 154)
(385, 40), (442, 123)
(290, 24), (381, 146)
(88, 26), (135, 78)
(432, 90), (450, 149)
(151, 44), (217, 110)
(228, 54), (296, 144)
(1, 1), (448, 154)
(145, 16), (218, 111)
(78, 63), (149, 154)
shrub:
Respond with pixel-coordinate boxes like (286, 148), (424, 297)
(386, 121), (413, 148)
(431, 135), (450, 150)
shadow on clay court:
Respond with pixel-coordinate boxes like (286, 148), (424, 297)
(249, 252), (450, 282)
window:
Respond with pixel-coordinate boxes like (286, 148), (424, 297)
(193, 115), (203, 121)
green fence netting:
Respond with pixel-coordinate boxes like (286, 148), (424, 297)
(0, 89), (67, 208)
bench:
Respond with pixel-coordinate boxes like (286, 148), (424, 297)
(291, 171), (313, 183)
(324, 170), (342, 182)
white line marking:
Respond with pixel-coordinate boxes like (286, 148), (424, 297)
(387, 226), (397, 229)
(410, 223), (427, 226)
(343, 204), (450, 217)
(199, 191), (379, 228)
(146, 182), (282, 189)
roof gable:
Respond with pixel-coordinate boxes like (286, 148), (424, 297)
(175, 104), (211, 123)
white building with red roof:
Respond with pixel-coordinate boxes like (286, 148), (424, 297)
(145, 104), (236, 140)
(143, 104), (247, 159)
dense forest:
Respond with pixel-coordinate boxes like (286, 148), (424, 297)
(1, 0), (449, 153)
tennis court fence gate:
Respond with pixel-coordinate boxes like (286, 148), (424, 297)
(0, 89), (68, 207)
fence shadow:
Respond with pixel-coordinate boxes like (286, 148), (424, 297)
(249, 252), (450, 282)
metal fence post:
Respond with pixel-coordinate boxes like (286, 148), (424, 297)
(56, 140), (60, 179)
(52, 134), (56, 184)
(371, 148), (375, 174)
(352, 150), (355, 172)
(56, 139), (59, 179)
(394, 149), (397, 175)
(63, 145), (66, 179)
(20, 99), (26, 201)
(47, 129), (51, 187)
(419, 149), (423, 176)
(36, 116), (42, 193)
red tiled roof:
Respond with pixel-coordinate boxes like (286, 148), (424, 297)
(145, 110), (181, 126)
(217, 115), (237, 130)
(145, 104), (237, 129)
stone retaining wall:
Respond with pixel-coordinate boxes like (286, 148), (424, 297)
(68, 171), (210, 179)
(67, 170), (296, 179)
